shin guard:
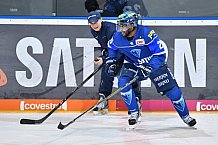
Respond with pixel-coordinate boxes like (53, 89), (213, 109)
(119, 77), (138, 112)
(166, 86), (190, 119)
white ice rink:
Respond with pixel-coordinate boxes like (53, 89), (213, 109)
(0, 112), (218, 145)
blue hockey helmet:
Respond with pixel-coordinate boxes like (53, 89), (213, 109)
(117, 11), (139, 32)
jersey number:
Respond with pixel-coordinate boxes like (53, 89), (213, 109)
(157, 40), (164, 49)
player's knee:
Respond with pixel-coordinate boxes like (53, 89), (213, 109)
(165, 86), (182, 101)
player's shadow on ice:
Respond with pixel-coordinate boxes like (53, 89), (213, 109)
(135, 126), (211, 138)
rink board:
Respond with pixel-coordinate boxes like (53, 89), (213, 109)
(0, 17), (218, 101)
(0, 99), (217, 112)
(0, 17), (218, 114)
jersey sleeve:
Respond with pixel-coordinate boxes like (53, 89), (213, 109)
(144, 28), (167, 69)
(144, 28), (165, 55)
(107, 36), (119, 58)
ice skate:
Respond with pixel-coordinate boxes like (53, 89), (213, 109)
(93, 95), (108, 115)
(183, 115), (197, 127)
(128, 111), (140, 129)
(127, 99), (142, 120)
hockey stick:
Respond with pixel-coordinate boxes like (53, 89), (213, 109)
(20, 66), (83, 98)
(20, 64), (103, 124)
(19, 60), (96, 98)
(57, 76), (138, 130)
(19, 49), (100, 98)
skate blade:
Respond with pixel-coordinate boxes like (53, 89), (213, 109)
(126, 123), (139, 131)
(93, 110), (108, 116)
(101, 109), (108, 115)
(126, 125), (137, 131)
(129, 124), (137, 129)
(138, 115), (142, 122)
(126, 120), (142, 131)
(93, 111), (101, 115)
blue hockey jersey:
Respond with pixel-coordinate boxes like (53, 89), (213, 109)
(108, 25), (168, 70)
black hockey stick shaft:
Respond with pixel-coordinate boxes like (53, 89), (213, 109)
(20, 58), (97, 98)
(57, 76), (138, 130)
(20, 64), (103, 124)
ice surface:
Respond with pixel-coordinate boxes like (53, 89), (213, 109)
(0, 112), (218, 145)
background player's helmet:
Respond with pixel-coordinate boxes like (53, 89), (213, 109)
(117, 11), (139, 32)
(85, 0), (99, 13)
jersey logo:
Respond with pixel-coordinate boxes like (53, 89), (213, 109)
(172, 96), (185, 112)
(135, 39), (145, 45)
(130, 49), (141, 58)
(148, 30), (157, 39)
(121, 89), (133, 105)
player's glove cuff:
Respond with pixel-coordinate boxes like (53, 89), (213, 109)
(105, 57), (117, 77)
(101, 49), (108, 57)
(138, 65), (152, 78)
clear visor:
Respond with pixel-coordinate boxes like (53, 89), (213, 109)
(116, 23), (131, 32)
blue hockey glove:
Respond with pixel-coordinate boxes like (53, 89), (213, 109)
(137, 65), (152, 78)
(105, 58), (117, 77)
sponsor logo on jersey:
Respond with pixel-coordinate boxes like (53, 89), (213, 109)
(20, 101), (67, 111)
(135, 39), (145, 45)
(148, 30), (156, 39)
(137, 55), (152, 64)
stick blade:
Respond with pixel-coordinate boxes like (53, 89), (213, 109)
(20, 119), (42, 124)
(57, 122), (65, 130)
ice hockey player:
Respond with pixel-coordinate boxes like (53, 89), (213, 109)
(106, 11), (197, 128)
(87, 11), (142, 116)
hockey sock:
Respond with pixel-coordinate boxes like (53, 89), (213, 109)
(132, 81), (141, 101)
(165, 86), (190, 119)
(119, 77), (138, 112)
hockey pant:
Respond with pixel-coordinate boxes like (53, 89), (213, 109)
(99, 64), (114, 97)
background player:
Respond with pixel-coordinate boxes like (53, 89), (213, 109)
(106, 11), (197, 128)
(88, 11), (115, 114)
(85, 0), (149, 17)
